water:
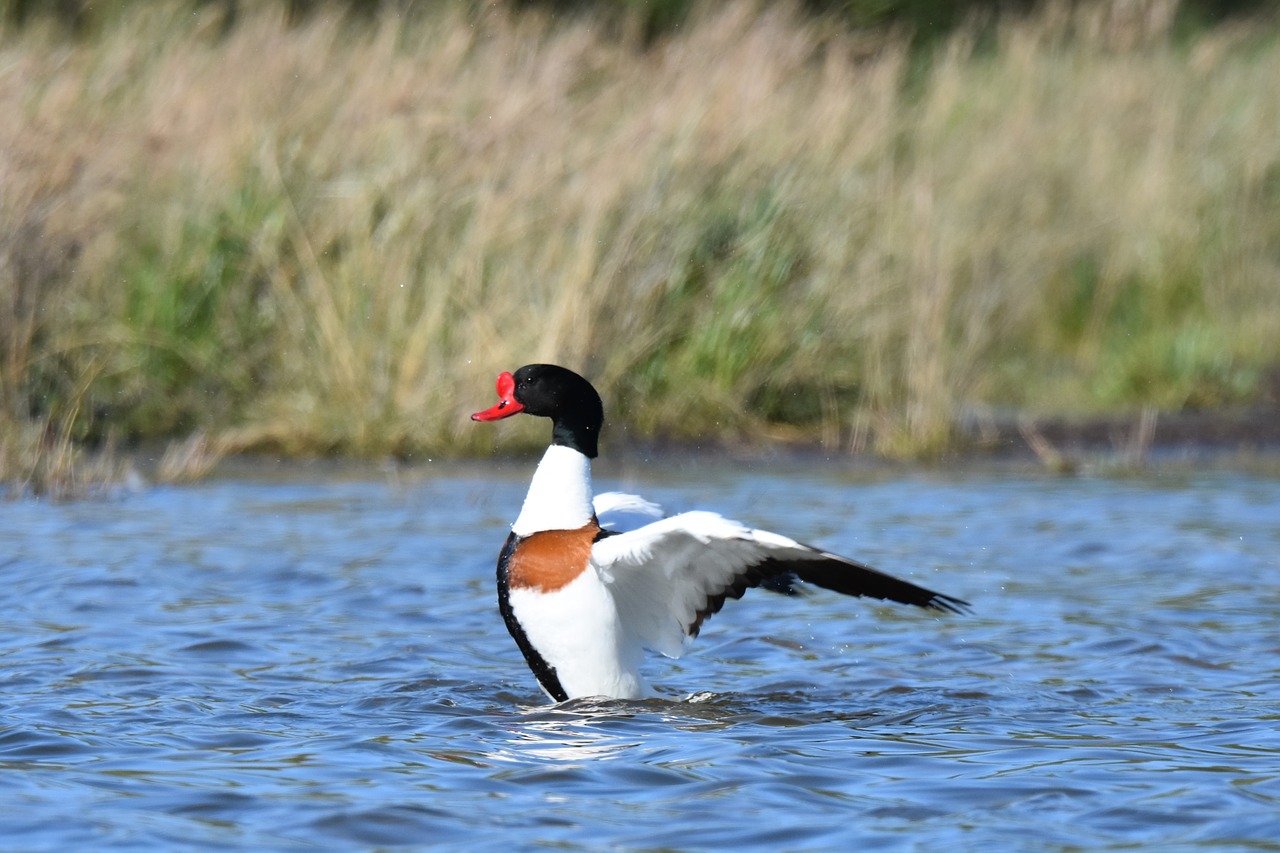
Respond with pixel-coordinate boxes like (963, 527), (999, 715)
(2, 457), (1278, 851)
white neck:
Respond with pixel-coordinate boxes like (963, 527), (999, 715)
(511, 444), (595, 536)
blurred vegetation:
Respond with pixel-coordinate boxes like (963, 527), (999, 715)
(2, 0), (1279, 495)
(4, 0), (1277, 39)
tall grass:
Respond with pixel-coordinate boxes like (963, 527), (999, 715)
(2, 0), (1278, 489)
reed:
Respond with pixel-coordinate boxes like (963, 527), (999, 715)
(1, 0), (1277, 491)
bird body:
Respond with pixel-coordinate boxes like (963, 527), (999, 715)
(473, 364), (967, 701)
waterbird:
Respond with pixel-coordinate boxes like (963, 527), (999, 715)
(471, 364), (968, 701)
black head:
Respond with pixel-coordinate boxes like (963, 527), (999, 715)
(471, 364), (604, 458)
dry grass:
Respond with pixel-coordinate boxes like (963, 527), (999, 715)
(2, 0), (1278, 490)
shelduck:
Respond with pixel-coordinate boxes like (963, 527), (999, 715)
(472, 364), (968, 701)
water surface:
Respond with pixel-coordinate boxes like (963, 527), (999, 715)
(2, 458), (1278, 851)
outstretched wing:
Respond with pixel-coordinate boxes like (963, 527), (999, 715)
(590, 511), (968, 659)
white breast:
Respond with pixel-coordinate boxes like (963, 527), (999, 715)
(508, 570), (652, 700)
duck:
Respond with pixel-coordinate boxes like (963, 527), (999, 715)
(471, 364), (968, 702)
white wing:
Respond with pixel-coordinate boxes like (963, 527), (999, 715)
(593, 491), (666, 534)
(590, 511), (968, 659)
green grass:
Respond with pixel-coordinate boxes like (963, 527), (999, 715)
(2, 0), (1279, 493)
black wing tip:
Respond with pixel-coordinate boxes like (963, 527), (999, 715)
(760, 573), (799, 596)
(923, 593), (972, 615)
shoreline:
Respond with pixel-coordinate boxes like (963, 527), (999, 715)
(7, 407), (1280, 501)
(171, 405), (1280, 485)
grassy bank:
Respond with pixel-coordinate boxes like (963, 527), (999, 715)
(2, 1), (1279, 492)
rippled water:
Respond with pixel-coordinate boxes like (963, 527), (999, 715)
(2, 457), (1278, 851)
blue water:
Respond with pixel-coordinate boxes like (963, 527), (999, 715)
(1, 458), (1278, 851)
